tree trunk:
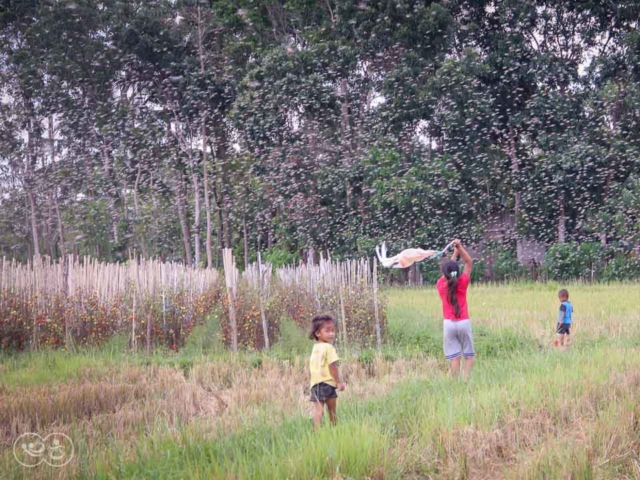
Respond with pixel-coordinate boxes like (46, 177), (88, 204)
(214, 181), (224, 267)
(47, 194), (56, 258)
(191, 159), (202, 267)
(133, 163), (148, 258)
(27, 190), (40, 258)
(243, 206), (249, 270)
(202, 124), (213, 268)
(24, 198), (33, 258)
(557, 191), (566, 244)
(214, 121), (232, 248)
(176, 171), (193, 265)
(100, 143), (119, 247)
(209, 139), (225, 267)
(599, 171), (613, 247)
(196, 5), (214, 269)
(40, 145), (53, 258)
(26, 130), (40, 258)
(83, 138), (94, 200)
(508, 126), (523, 260)
(40, 136), (54, 258)
(339, 78), (353, 209)
(167, 122), (193, 265)
(149, 170), (161, 258)
(54, 191), (66, 258)
(222, 193), (231, 248)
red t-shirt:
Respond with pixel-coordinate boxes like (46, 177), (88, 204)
(436, 272), (470, 320)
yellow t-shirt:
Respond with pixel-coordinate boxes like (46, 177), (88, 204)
(309, 342), (340, 388)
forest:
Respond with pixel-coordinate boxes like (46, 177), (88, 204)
(1, 0), (639, 280)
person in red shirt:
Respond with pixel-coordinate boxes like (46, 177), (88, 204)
(436, 239), (475, 379)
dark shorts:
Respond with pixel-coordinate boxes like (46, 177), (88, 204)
(557, 323), (571, 335)
(310, 382), (338, 403)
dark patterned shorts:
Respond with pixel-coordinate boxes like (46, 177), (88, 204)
(310, 382), (338, 402)
(556, 323), (571, 335)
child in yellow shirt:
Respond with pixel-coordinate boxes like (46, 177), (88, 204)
(309, 314), (346, 430)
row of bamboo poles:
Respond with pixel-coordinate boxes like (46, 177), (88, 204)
(0, 251), (384, 352)
(0, 256), (219, 352)
(0, 256), (218, 299)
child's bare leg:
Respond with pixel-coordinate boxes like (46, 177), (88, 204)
(565, 333), (571, 345)
(313, 401), (324, 430)
(462, 357), (474, 380)
(449, 357), (461, 376)
(326, 398), (338, 426)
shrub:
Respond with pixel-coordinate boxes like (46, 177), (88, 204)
(493, 250), (527, 281)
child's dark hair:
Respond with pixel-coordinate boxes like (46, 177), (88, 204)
(559, 289), (569, 298)
(441, 259), (461, 318)
(309, 314), (335, 340)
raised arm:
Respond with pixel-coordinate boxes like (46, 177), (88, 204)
(453, 239), (473, 278)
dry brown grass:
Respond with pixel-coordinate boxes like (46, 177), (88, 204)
(0, 354), (438, 479)
(1, 353), (437, 469)
(416, 370), (640, 480)
(3, 350), (639, 479)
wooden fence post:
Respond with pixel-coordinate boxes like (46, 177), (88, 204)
(373, 257), (382, 350)
(223, 248), (238, 352)
(257, 252), (271, 349)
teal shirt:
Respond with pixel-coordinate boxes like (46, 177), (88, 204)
(558, 301), (573, 325)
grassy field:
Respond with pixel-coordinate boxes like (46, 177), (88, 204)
(1, 283), (640, 479)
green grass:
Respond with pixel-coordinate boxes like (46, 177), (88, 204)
(86, 345), (640, 479)
(387, 281), (640, 344)
(0, 345), (119, 389)
(2, 283), (640, 479)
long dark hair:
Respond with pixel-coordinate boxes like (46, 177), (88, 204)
(309, 314), (335, 340)
(441, 259), (461, 318)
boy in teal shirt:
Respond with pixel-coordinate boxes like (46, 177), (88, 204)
(556, 289), (573, 347)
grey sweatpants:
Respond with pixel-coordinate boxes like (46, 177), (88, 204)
(443, 319), (475, 361)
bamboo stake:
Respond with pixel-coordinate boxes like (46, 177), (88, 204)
(339, 271), (347, 346)
(257, 252), (270, 349)
(223, 248), (238, 352)
(373, 257), (382, 350)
